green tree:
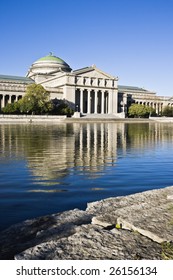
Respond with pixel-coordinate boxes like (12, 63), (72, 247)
(19, 84), (53, 114)
(162, 106), (173, 117)
(1, 101), (20, 114)
(128, 103), (156, 118)
(56, 103), (74, 116)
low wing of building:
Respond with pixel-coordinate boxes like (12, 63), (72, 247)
(0, 74), (34, 109)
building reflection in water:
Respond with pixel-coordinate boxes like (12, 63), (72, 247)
(73, 123), (119, 176)
(25, 123), (121, 182)
(1, 122), (173, 191)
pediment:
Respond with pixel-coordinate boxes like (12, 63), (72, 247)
(73, 66), (117, 80)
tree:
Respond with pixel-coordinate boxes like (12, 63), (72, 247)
(19, 84), (53, 114)
(128, 103), (156, 118)
(1, 101), (21, 114)
(55, 103), (74, 116)
(162, 106), (173, 117)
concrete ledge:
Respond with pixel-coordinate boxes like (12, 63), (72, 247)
(150, 117), (173, 122)
(0, 114), (67, 123)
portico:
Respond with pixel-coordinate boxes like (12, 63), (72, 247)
(75, 88), (113, 114)
(72, 65), (118, 115)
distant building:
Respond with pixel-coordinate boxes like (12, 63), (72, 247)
(0, 53), (172, 116)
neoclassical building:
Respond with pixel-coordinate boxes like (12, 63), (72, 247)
(0, 53), (172, 116)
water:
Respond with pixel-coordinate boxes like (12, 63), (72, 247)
(0, 122), (173, 232)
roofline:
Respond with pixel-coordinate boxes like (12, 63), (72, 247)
(118, 85), (156, 94)
(0, 74), (34, 83)
(73, 65), (118, 80)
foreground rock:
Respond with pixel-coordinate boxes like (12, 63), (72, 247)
(0, 186), (173, 260)
(0, 209), (92, 260)
(89, 188), (173, 243)
(16, 224), (162, 260)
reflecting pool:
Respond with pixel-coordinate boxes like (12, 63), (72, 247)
(0, 122), (173, 231)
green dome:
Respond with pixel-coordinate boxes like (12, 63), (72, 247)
(27, 52), (72, 77)
(37, 53), (68, 65)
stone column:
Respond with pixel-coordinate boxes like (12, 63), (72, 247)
(9, 95), (13, 104)
(101, 91), (104, 114)
(156, 103), (159, 114)
(94, 91), (97, 114)
(2, 95), (5, 108)
(108, 91), (112, 114)
(105, 93), (108, 113)
(80, 89), (83, 113)
(87, 89), (91, 114)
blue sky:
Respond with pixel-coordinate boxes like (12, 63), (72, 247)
(0, 0), (173, 96)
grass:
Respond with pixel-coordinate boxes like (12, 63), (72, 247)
(161, 242), (173, 260)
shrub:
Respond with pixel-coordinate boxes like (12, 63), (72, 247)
(128, 104), (156, 118)
(162, 106), (173, 117)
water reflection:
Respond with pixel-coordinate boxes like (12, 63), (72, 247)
(1, 122), (173, 230)
(1, 122), (173, 187)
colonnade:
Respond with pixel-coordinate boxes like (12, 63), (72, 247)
(135, 100), (164, 114)
(75, 88), (113, 114)
(0, 94), (22, 109)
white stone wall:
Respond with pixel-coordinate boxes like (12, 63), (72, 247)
(63, 85), (76, 108)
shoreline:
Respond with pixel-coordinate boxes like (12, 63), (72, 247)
(1, 114), (173, 124)
(0, 186), (173, 260)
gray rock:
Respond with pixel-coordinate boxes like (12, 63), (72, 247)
(1, 186), (173, 260)
(90, 186), (173, 243)
(0, 209), (92, 259)
(16, 224), (162, 260)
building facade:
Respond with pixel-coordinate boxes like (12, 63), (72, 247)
(0, 53), (172, 116)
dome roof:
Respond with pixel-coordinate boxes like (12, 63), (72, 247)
(27, 52), (71, 77)
(36, 53), (70, 67)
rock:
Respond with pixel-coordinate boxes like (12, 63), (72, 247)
(0, 209), (92, 260)
(1, 186), (173, 260)
(89, 186), (173, 243)
(16, 224), (162, 260)
(91, 217), (112, 228)
(116, 217), (166, 244)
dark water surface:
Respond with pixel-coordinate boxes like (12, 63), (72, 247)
(0, 122), (173, 232)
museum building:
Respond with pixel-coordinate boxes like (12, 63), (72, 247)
(0, 53), (172, 116)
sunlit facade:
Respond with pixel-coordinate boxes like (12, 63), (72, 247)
(0, 53), (173, 116)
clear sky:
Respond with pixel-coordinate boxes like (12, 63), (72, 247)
(0, 0), (173, 96)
